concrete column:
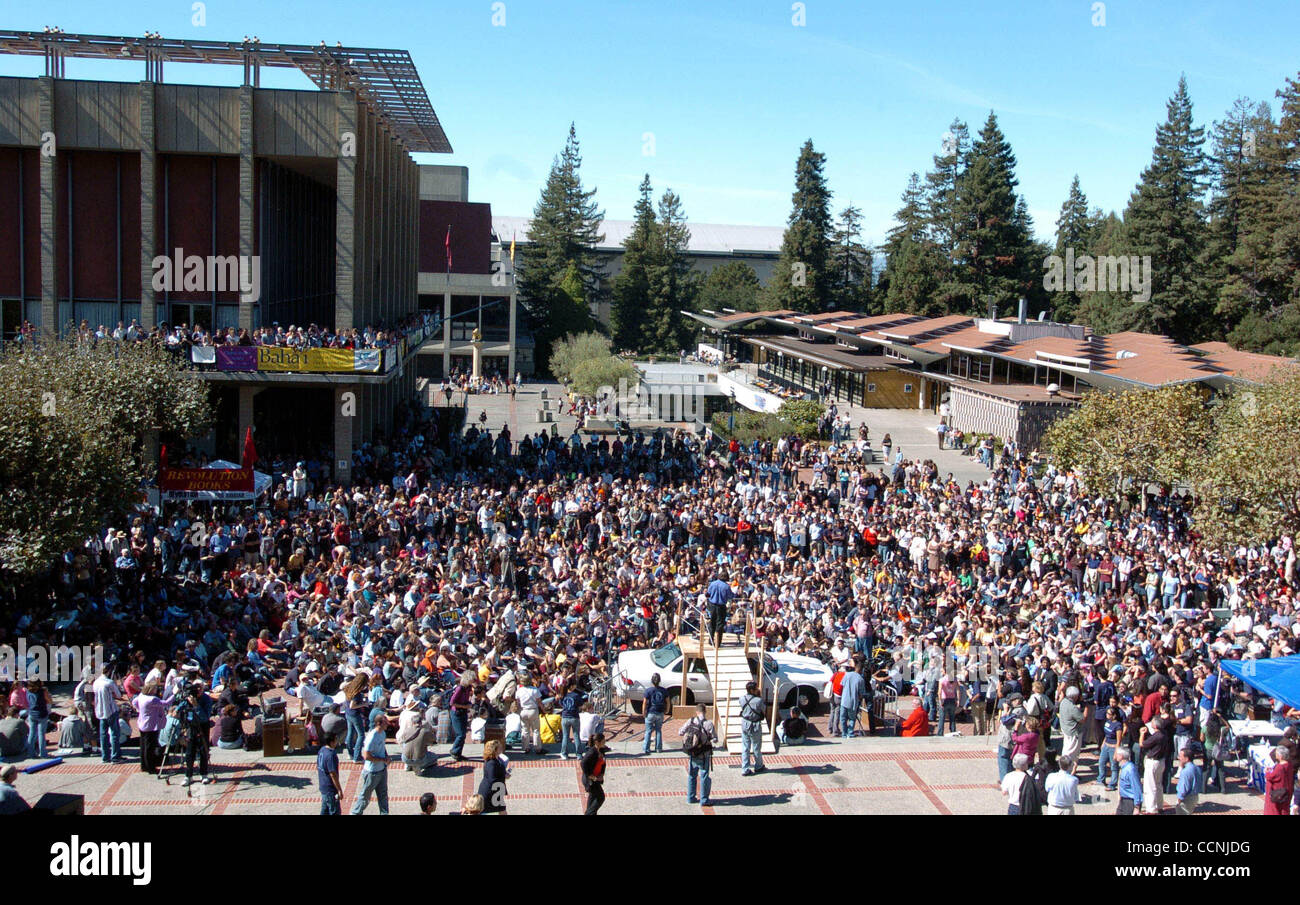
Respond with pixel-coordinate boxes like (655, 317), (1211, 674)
(508, 288), (517, 378)
(238, 85), (255, 332)
(237, 385), (261, 445)
(335, 92), (357, 331)
(139, 82), (158, 329)
(333, 384), (355, 487)
(38, 76), (57, 337)
(443, 290), (451, 374)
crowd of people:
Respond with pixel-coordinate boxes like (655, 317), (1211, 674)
(2, 385), (1299, 815)
(8, 311), (434, 355)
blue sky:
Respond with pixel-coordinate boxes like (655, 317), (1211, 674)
(11, 1), (1300, 243)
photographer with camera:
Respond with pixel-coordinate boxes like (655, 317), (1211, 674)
(176, 679), (215, 787)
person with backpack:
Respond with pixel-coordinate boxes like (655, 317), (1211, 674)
(641, 673), (668, 755)
(737, 681), (767, 777)
(1018, 761), (1050, 815)
(679, 703), (718, 806)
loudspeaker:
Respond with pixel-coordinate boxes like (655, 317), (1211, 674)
(263, 718), (285, 757)
(33, 792), (84, 815)
(287, 720), (306, 751)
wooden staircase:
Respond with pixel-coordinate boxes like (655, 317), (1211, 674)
(702, 627), (778, 756)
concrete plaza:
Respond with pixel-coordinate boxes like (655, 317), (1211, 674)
(8, 719), (1270, 815)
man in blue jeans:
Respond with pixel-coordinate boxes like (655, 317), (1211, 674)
(641, 673), (668, 755)
(448, 680), (472, 761)
(92, 667), (125, 763)
(839, 663), (867, 739)
(317, 732), (343, 815)
(351, 714), (390, 815)
(680, 704), (718, 805)
(738, 681), (767, 776)
(560, 680), (585, 759)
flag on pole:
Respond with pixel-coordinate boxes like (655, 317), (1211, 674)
(241, 426), (257, 469)
(509, 231), (516, 266)
(444, 225), (453, 273)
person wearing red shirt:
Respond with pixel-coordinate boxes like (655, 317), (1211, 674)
(902, 702), (931, 737)
(1141, 685), (1165, 724)
(1263, 747), (1296, 815)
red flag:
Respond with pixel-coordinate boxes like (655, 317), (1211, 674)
(160, 444), (168, 470)
(241, 426), (257, 469)
(444, 225), (452, 272)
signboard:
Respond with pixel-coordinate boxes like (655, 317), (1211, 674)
(216, 346), (258, 371)
(159, 427), (256, 494)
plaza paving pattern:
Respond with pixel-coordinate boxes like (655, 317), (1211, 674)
(11, 725), (1270, 815)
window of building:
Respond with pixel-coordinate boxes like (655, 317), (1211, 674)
(903, 383), (913, 393)
(867, 383), (877, 393)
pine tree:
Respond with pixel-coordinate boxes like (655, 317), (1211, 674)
(698, 261), (762, 313)
(1049, 175), (1098, 323)
(1119, 77), (1210, 340)
(518, 123), (605, 367)
(1202, 98), (1273, 338)
(1227, 74), (1300, 354)
(950, 112), (1036, 317)
(1075, 212), (1129, 332)
(610, 174), (656, 352)
(829, 204), (875, 311)
(882, 173), (947, 314)
(882, 238), (949, 316)
(924, 118), (970, 258)
(644, 188), (698, 354)
(765, 140), (833, 312)
(885, 173), (929, 248)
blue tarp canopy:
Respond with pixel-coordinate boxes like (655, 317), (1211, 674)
(1220, 655), (1300, 710)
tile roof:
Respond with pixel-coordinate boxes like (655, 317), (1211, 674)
(703, 309), (1299, 388)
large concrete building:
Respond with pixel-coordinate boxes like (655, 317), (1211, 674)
(0, 29), (470, 480)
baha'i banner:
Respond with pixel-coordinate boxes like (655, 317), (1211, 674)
(159, 428), (257, 494)
(213, 345), (386, 374)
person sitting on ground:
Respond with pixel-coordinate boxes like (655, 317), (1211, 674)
(216, 704), (245, 750)
(0, 707), (28, 760)
(901, 700), (930, 737)
(0, 764), (30, 815)
(779, 707), (808, 745)
(470, 705), (489, 744)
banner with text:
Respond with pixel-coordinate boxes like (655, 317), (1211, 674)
(213, 346), (386, 374)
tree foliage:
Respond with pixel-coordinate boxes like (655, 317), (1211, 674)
(1195, 368), (1300, 545)
(765, 140), (833, 313)
(1042, 383), (1211, 496)
(698, 260), (762, 313)
(0, 339), (212, 576)
(829, 204), (875, 312)
(1118, 76), (1211, 340)
(610, 176), (699, 355)
(548, 331), (638, 398)
(518, 123), (605, 369)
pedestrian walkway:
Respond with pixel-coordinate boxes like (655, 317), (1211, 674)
(734, 364), (990, 485)
(7, 731), (1265, 815)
